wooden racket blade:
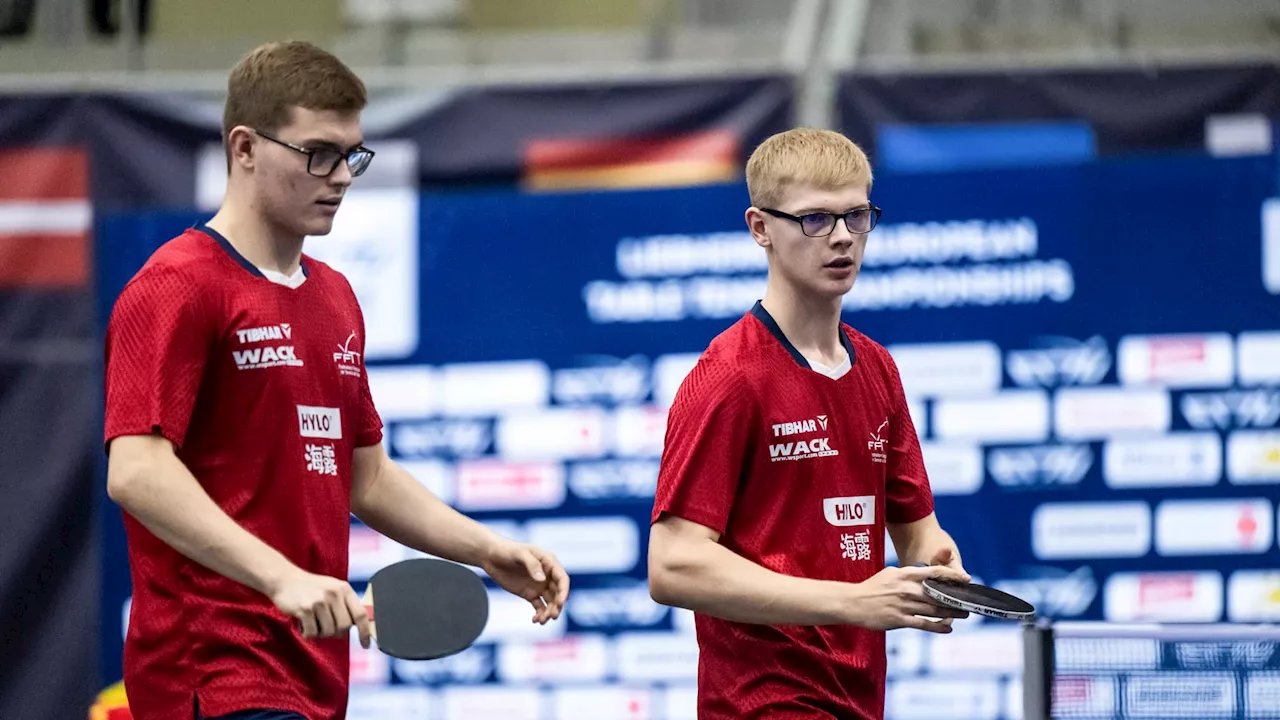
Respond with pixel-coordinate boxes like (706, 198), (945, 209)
(361, 583), (378, 641)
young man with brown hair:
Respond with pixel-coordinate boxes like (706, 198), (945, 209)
(648, 127), (970, 719)
(104, 41), (570, 720)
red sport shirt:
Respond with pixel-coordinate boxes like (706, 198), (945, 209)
(652, 300), (935, 720)
(104, 225), (384, 720)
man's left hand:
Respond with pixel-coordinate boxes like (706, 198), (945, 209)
(482, 540), (571, 624)
(928, 547), (969, 582)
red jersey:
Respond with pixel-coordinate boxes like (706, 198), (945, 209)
(104, 225), (383, 720)
(652, 301), (934, 720)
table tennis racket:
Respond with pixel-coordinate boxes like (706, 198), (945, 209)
(922, 577), (1036, 622)
(360, 557), (490, 660)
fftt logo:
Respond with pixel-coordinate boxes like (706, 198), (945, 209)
(868, 419), (888, 464)
(333, 332), (363, 378)
(334, 332), (361, 364)
(824, 495), (875, 527)
(867, 420), (888, 451)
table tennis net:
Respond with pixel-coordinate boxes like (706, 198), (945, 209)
(1026, 623), (1280, 719)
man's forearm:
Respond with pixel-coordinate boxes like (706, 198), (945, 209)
(108, 440), (298, 596)
(351, 457), (500, 567)
(899, 525), (962, 568)
(649, 537), (858, 626)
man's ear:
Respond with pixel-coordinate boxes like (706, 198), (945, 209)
(746, 207), (771, 249)
(226, 126), (257, 172)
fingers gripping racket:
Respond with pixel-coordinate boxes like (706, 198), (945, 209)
(362, 558), (490, 660)
(922, 578), (1036, 622)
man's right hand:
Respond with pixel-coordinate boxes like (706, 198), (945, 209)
(847, 565), (972, 633)
(269, 569), (372, 648)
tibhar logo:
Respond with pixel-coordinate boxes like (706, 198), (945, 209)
(769, 415), (839, 462)
(233, 323), (301, 370)
(773, 419), (818, 437)
(333, 332), (362, 378)
(867, 419), (888, 464)
(236, 324), (292, 344)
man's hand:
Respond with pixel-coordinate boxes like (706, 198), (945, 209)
(481, 539), (570, 624)
(928, 546), (966, 576)
(269, 568), (372, 648)
(847, 564), (971, 633)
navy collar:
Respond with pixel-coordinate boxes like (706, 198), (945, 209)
(195, 222), (308, 279)
(750, 300), (856, 370)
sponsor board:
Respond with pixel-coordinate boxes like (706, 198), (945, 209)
(1032, 502), (1152, 560)
(1105, 571), (1224, 623)
(1154, 498), (1273, 556)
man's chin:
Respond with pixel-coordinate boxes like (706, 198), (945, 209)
(300, 218), (337, 238)
(822, 276), (858, 298)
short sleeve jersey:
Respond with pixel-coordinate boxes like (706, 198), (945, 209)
(103, 226), (384, 720)
(652, 301), (934, 720)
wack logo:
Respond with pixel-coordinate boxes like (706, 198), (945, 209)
(769, 437), (838, 462)
(233, 345), (303, 370)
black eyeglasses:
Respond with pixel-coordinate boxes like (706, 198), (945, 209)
(252, 129), (375, 178)
(761, 205), (882, 237)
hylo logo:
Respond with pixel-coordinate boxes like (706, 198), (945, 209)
(824, 495), (875, 527)
(297, 405), (342, 440)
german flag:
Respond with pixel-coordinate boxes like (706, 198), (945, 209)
(88, 680), (131, 720)
(522, 130), (739, 192)
(0, 147), (91, 288)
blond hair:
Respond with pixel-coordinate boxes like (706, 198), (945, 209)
(745, 127), (873, 208)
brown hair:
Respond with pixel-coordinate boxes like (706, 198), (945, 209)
(746, 127), (873, 209)
(223, 41), (367, 149)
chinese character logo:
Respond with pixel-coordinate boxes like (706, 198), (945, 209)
(840, 530), (872, 561)
(305, 444), (338, 476)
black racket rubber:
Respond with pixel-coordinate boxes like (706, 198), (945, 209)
(371, 558), (489, 660)
(922, 578), (1036, 621)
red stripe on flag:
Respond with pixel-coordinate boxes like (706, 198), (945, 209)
(0, 148), (89, 200)
(523, 130), (741, 191)
(0, 232), (90, 288)
(524, 130), (739, 172)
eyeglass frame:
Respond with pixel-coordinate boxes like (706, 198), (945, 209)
(759, 205), (883, 237)
(251, 129), (376, 178)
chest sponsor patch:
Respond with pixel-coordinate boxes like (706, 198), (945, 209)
(823, 495), (876, 527)
(232, 345), (303, 370)
(298, 405), (342, 440)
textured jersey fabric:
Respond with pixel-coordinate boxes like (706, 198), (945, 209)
(653, 300), (934, 720)
(104, 225), (383, 720)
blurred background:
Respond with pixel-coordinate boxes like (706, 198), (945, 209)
(3, 0), (1280, 718)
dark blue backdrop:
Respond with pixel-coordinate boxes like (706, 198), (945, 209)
(95, 152), (1280, 699)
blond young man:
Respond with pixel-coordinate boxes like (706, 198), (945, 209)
(648, 128), (969, 719)
(104, 42), (569, 720)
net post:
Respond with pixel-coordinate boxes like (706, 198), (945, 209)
(1022, 618), (1055, 720)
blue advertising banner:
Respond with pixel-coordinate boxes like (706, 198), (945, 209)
(96, 152), (1280, 719)
(839, 63), (1280, 164)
